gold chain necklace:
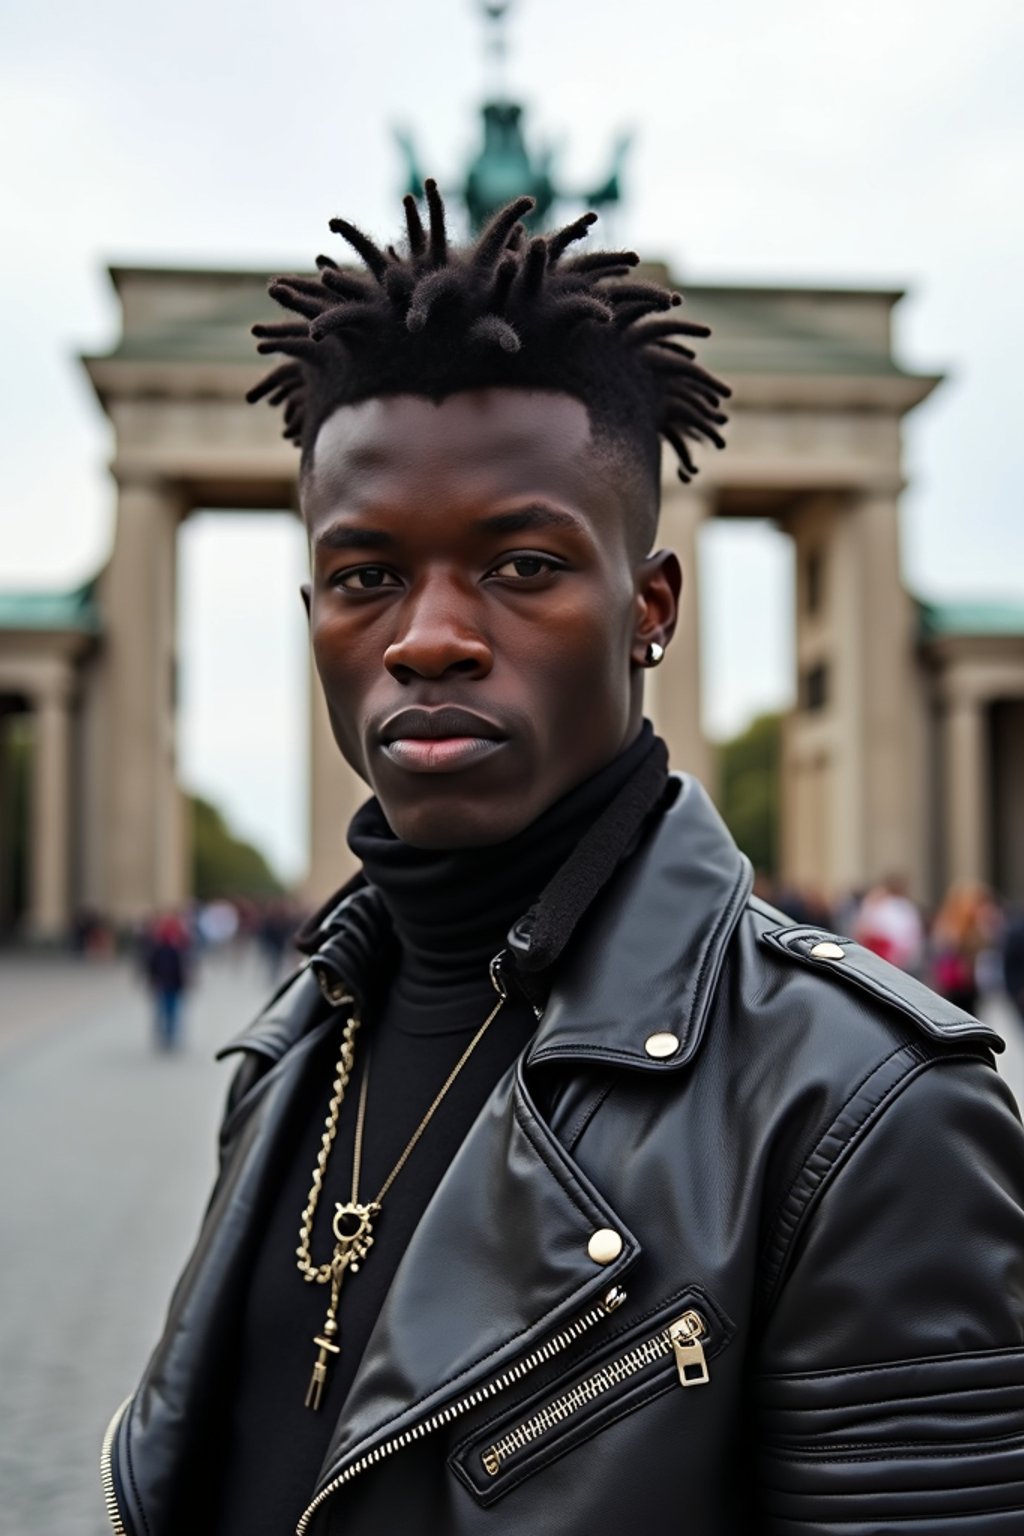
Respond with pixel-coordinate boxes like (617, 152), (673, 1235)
(297, 973), (507, 1410)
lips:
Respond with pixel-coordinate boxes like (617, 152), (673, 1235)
(379, 706), (508, 745)
(378, 706), (510, 775)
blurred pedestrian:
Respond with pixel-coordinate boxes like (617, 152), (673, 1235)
(143, 912), (192, 1050)
(1004, 907), (1024, 1024)
(855, 875), (924, 975)
(258, 899), (296, 983)
(929, 880), (998, 1015)
(198, 898), (241, 950)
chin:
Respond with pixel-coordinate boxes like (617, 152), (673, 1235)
(380, 794), (533, 851)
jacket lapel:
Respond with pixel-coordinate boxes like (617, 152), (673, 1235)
(314, 1058), (637, 1488)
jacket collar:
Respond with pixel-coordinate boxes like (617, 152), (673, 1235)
(220, 773), (751, 1071)
(527, 774), (753, 1071)
(216, 883), (393, 1063)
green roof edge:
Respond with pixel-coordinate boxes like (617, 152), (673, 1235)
(918, 597), (1024, 639)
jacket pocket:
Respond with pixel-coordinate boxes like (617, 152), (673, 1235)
(449, 1285), (732, 1506)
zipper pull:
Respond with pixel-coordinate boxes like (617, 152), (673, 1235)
(670, 1310), (709, 1387)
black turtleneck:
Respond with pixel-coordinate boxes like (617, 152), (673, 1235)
(215, 725), (655, 1536)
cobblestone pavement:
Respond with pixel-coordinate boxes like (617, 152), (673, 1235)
(0, 947), (275, 1536)
(0, 951), (1022, 1536)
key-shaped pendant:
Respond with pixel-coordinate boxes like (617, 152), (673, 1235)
(305, 1262), (347, 1412)
(305, 1327), (340, 1411)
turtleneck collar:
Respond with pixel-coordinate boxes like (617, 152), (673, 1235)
(346, 722), (656, 1004)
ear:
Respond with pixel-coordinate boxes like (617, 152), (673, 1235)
(300, 582), (312, 622)
(630, 549), (681, 667)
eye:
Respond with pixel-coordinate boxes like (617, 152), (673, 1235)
(489, 553), (561, 582)
(333, 566), (401, 592)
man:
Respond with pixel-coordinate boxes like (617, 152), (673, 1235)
(140, 910), (192, 1050)
(102, 186), (1024, 1535)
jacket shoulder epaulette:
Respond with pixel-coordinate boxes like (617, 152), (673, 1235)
(755, 917), (1003, 1055)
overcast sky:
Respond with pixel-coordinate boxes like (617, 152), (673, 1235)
(3, 0), (1022, 881)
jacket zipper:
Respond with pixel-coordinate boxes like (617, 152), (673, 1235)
(100, 1397), (132, 1536)
(481, 1308), (709, 1477)
(295, 1284), (627, 1535)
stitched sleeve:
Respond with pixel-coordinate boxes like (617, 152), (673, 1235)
(756, 1057), (1024, 1532)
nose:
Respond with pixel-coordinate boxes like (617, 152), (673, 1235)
(383, 580), (493, 683)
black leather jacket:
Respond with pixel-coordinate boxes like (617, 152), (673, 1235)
(102, 776), (1024, 1535)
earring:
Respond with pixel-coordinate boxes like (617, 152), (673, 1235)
(644, 641), (665, 667)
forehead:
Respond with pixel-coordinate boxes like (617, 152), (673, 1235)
(302, 389), (605, 523)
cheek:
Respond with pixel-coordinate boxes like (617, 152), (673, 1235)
(309, 605), (378, 750)
(516, 583), (634, 730)
(567, 570), (635, 671)
(310, 607), (348, 687)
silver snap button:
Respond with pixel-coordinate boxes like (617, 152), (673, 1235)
(587, 1229), (623, 1265)
(644, 1031), (680, 1059)
(809, 941), (845, 961)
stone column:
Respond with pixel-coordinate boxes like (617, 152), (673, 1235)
(817, 501), (867, 893)
(799, 485), (920, 897)
(651, 484), (714, 790)
(27, 670), (73, 940)
(93, 475), (187, 926)
(943, 691), (991, 886)
(305, 652), (364, 906)
(850, 488), (921, 889)
(782, 497), (842, 894)
(991, 696), (1024, 901)
(0, 714), (12, 932)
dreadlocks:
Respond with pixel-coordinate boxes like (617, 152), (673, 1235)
(248, 181), (730, 508)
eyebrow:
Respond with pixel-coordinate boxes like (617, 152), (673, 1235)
(312, 503), (586, 554)
(313, 523), (396, 553)
(477, 505), (586, 536)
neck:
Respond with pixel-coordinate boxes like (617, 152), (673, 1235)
(347, 723), (655, 1000)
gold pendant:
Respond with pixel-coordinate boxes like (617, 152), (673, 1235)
(304, 1202), (379, 1411)
(330, 1200), (377, 1272)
